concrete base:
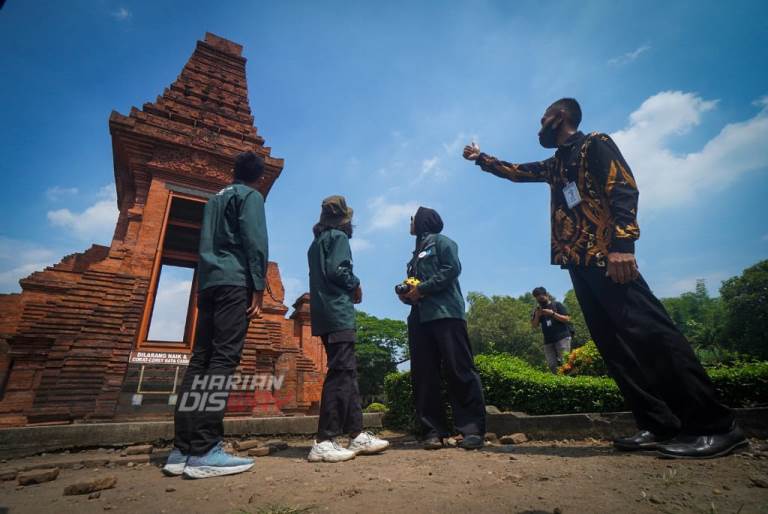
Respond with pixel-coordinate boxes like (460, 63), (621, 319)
(0, 413), (384, 459)
(2, 408), (766, 459)
(486, 407), (768, 440)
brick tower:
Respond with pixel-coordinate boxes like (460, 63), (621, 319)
(0, 33), (325, 426)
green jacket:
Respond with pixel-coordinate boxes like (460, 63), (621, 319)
(308, 229), (360, 336)
(408, 233), (466, 323)
(197, 182), (269, 292)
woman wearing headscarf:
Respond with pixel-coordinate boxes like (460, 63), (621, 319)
(307, 195), (389, 462)
(399, 207), (486, 450)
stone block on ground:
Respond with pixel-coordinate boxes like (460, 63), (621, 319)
(233, 439), (261, 451)
(485, 405), (502, 415)
(17, 468), (59, 485)
(247, 447), (271, 457)
(484, 433), (499, 444)
(124, 444), (153, 455)
(63, 476), (118, 496)
(500, 433), (528, 445)
(0, 470), (18, 481)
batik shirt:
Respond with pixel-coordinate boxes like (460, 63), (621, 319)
(475, 131), (640, 268)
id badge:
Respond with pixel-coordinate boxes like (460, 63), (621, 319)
(563, 181), (582, 209)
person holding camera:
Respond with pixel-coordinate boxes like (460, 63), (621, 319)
(531, 287), (572, 374)
(399, 207), (486, 450)
(307, 195), (389, 463)
(462, 98), (745, 459)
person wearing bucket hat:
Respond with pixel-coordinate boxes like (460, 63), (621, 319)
(307, 195), (389, 463)
(398, 207), (486, 451)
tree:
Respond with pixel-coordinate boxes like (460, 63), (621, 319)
(354, 310), (408, 402)
(662, 279), (726, 348)
(465, 292), (546, 368)
(720, 260), (768, 358)
(563, 289), (590, 348)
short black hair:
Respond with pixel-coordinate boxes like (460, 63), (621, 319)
(234, 151), (265, 182)
(549, 98), (582, 128)
(532, 286), (548, 296)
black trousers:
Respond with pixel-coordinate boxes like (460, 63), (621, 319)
(173, 285), (250, 455)
(569, 266), (734, 436)
(317, 339), (363, 441)
(408, 317), (486, 438)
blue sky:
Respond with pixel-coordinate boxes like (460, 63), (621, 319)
(1, 1), (767, 324)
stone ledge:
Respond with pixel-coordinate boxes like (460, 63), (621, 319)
(0, 413), (384, 459)
(2, 408), (765, 459)
(486, 407), (768, 440)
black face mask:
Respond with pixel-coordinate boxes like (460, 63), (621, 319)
(538, 117), (561, 149)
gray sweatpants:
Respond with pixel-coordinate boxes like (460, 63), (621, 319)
(543, 336), (572, 374)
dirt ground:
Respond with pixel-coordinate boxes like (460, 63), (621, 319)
(1, 432), (768, 514)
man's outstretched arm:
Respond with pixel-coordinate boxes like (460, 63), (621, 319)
(463, 142), (552, 183)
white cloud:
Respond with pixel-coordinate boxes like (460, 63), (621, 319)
(47, 184), (119, 242)
(655, 272), (729, 298)
(46, 186), (79, 202)
(111, 7), (132, 21)
(608, 44), (651, 66)
(610, 92), (768, 212)
(350, 238), (373, 253)
(0, 237), (57, 293)
(422, 156), (439, 174)
(411, 156), (442, 183)
(366, 196), (419, 232)
(441, 132), (478, 155)
(147, 269), (194, 341)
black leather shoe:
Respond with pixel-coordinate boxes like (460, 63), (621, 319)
(459, 434), (484, 450)
(656, 425), (748, 459)
(423, 436), (443, 450)
(613, 430), (668, 451)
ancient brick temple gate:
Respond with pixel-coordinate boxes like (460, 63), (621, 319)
(0, 33), (326, 427)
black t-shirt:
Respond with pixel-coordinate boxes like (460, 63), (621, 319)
(533, 301), (571, 344)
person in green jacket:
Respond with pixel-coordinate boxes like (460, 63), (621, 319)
(165, 151), (268, 479)
(307, 195), (389, 463)
(399, 207), (486, 450)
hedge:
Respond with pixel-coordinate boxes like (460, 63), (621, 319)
(383, 353), (768, 431)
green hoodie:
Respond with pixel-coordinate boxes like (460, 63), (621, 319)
(409, 233), (466, 323)
(308, 228), (360, 336)
(197, 182), (268, 292)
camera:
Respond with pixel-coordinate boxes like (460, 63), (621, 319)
(394, 277), (421, 295)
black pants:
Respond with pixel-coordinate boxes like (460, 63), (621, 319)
(569, 266), (734, 436)
(408, 317), (486, 438)
(317, 339), (363, 441)
(173, 285), (250, 455)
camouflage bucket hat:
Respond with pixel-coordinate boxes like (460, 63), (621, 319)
(318, 195), (353, 227)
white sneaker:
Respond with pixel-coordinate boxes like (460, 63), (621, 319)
(348, 432), (390, 455)
(307, 440), (356, 463)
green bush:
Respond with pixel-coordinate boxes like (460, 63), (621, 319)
(383, 353), (768, 431)
(383, 371), (417, 431)
(708, 361), (768, 407)
(558, 340), (608, 376)
(477, 354), (624, 415)
(363, 402), (389, 413)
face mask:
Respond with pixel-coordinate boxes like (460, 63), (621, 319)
(538, 116), (561, 148)
(538, 299), (549, 307)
